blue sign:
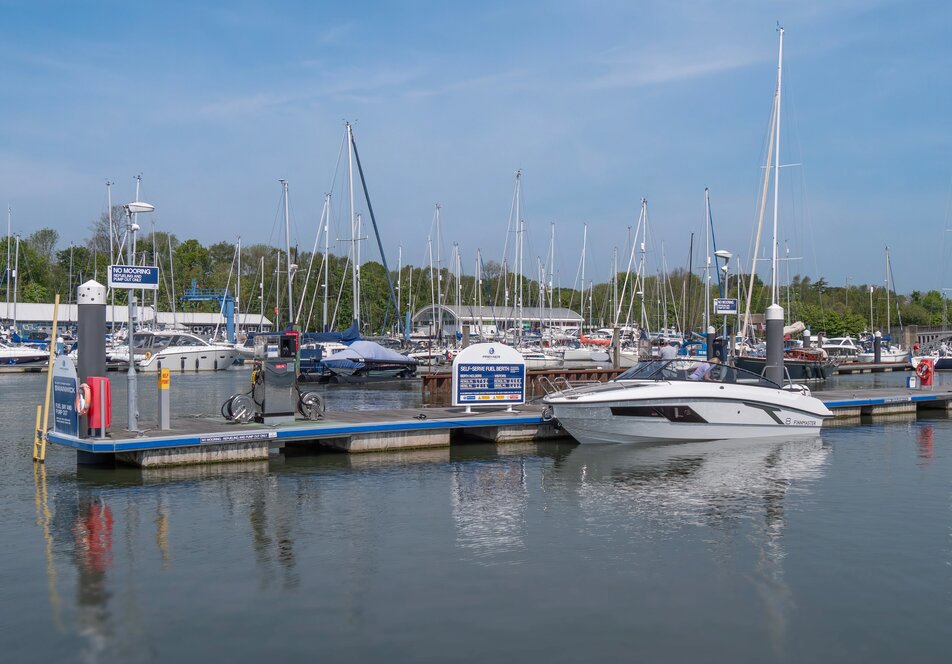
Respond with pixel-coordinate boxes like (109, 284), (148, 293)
(456, 363), (526, 404)
(714, 298), (738, 315)
(109, 264), (160, 290)
(53, 376), (78, 437)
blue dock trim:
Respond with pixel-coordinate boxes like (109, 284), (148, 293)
(822, 394), (941, 409)
(45, 413), (547, 454)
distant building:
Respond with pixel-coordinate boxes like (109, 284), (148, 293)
(0, 302), (272, 336)
(411, 304), (583, 338)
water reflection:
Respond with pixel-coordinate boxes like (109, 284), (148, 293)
(451, 446), (529, 562)
(556, 436), (830, 656)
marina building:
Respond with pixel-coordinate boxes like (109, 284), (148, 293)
(411, 304), (583, 338)
(0, 302), (272, 337)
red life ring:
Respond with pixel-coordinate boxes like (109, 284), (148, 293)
(916, 362), (932, 382)
(76, 382), (92, 415)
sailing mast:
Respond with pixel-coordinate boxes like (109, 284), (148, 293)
(704, 188), (712, 334)
(323, 194), (330, 332)
(771, 27), (784, 305)
(346, 122), (360, 327)
(4, 206), (9, 320)
(236, 236), (241, 336)
(435, 204), (443, 339)
(280, 179), (293, 328)
(580, 223), (587, 331)
(514, 171), (523, 343)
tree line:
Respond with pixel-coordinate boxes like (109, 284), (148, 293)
(1, 207), (948, 337)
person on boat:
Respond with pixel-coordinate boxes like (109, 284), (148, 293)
(689, 356), (720, 381)
(659, 340), (678, 360)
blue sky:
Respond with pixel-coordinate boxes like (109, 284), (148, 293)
(1, 0), (950, 294)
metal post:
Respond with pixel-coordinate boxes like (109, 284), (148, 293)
(126, 210), (139, 432)
(612, 326), (621, 368)
(706, 326), (715, 361)
(765, 304), (785, 385)
(874, 330), (882, 364)
(77, 280), (107, 438)
(462, 324), (470, 349)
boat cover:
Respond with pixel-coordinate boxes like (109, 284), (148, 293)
(323, 340), (417, 365)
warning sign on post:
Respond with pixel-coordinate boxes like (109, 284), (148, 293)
(109, 265), (160, 290)
(452, 343), (526, 407)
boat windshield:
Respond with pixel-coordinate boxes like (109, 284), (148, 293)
(616, 358), (781, 389)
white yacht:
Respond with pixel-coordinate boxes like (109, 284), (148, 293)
(109, 331), (240, 372)
(0, 340), (48, 367)
(820, 336), (862, 362)
(855, 346), (909, 364)
(543, 358), (831, 444)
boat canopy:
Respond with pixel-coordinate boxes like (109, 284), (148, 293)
(324, 340), (417, 365)
(300, 321), (361, 344)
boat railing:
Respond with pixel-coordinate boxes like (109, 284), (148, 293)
(539, 375), (601, 396)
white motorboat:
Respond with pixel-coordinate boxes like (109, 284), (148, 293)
(855, 346), (909, 364)
(109, 331), (240, 372)
(0, 340), (48, 366)
(543, 358), (832, 444)
(820, 336), (862, 362)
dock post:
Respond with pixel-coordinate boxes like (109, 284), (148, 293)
(706, 326), (715, 360)
(158, 368), (170, 430)
(765, 304), (784, 385)
(462, 324), (470, 349)
(77, 280), (107, 438)
(874, 331), (882, 364)
(803, 328), (811, 349)
(612, 326), (620, 368)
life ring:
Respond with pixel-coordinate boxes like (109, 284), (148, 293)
(76, 382), (91, 415)
(916, 362), (932, 382)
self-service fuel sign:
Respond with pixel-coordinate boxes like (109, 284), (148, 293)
(452, 343), (526, 407)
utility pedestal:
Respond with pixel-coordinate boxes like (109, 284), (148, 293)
(765, 304), (785, 385)
(77, 280), (106, 438)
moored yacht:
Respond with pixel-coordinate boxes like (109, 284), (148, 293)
(543, 358), (832, 444)
(108, 330), (240, 372)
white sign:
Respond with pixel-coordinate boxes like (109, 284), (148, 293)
(109, 265), (160, 290)
(452, 342), (526, 407)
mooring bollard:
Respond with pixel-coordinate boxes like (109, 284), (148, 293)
(158, 368), (171, 430)
(77, 280), (107, 438)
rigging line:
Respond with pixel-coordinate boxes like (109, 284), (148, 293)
(295, 198), (329, 324)
(742, 90), (779, 341)
(350, 129), (402, 334)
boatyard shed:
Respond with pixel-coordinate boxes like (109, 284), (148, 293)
(0, 302), (272, 336)
(412, 304), (583, 338)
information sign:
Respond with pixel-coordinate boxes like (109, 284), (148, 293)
(108, 265), (160, 290)
(452, 343), (526, 407)
(714, 298), (738, 315)
(51, 355), (79, 437)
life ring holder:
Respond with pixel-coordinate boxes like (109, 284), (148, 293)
(916, 361), (932, 382)
(76, 382), (92, 415)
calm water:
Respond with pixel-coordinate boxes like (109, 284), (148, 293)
(2, 369), (952, 662)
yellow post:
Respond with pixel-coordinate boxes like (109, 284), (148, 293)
(35, 293), (61, 463)
(31, 404), (43, 461)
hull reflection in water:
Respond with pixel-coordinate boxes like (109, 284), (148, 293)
(561, 436), (829, 523)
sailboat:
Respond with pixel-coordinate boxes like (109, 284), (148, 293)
(732, 28), (834, 381)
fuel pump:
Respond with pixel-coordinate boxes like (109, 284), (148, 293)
(221, 331), (325, 424)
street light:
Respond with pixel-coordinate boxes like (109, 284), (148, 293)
(124, 200), (154, 432)
(714, 250), (732, 357)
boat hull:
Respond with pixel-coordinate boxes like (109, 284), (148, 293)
(140, 348), (240, 372)
(551, 397), (825, 444)
(734, 356), (834, 380)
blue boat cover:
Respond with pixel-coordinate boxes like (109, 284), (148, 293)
(300, 321), (361, 344)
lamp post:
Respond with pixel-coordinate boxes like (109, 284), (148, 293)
(715, 249), (732, 360)
(124, 200), (154, 432)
